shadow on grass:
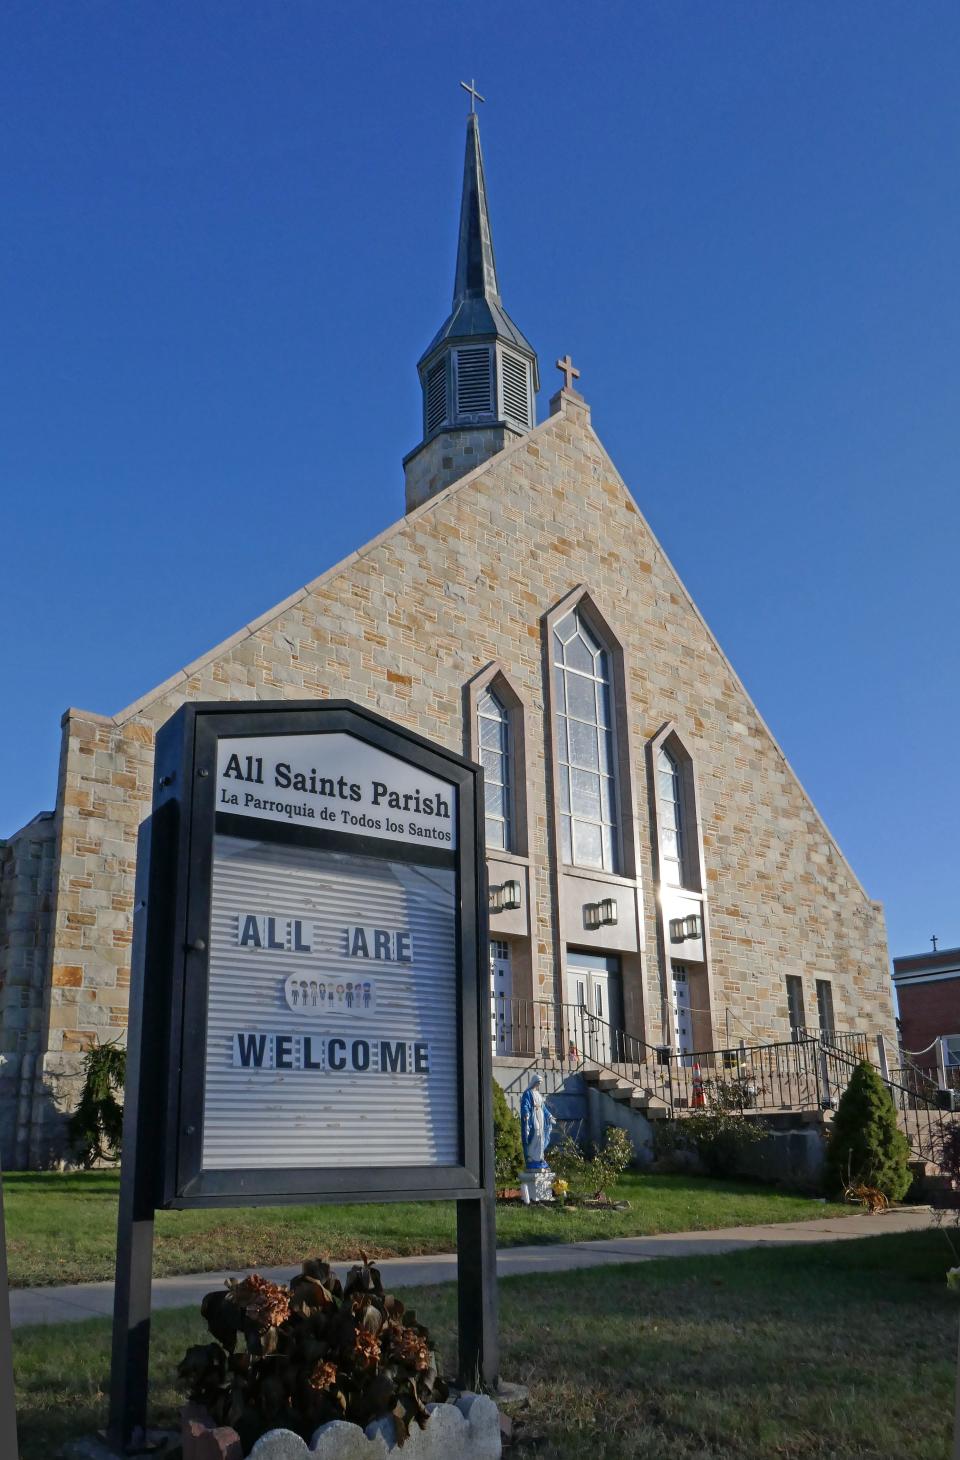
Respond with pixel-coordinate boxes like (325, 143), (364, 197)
(5, 1170), (120, 1194)
(11, 1231), (956, 1460)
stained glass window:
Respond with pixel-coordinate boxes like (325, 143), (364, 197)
(553, 608), (619, 872)
(657, 746), (685, 887)
(478, 687), (512, 851)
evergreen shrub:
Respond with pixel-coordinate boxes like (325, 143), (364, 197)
(825, 1059), (911, 1201)
(491, 1080), (524, 1190)
(68, 1038), (126, 1167)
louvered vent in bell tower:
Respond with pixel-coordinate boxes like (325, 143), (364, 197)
(424, 357), (448, 436)
(455, 346), (494, 419)
(500, 348), (532, 430)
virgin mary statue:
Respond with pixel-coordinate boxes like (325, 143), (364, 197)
(519, 1073), (555, 1170)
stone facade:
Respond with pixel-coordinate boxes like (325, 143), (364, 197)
(0, 387), (897, 1166)
(0, 812), (57, 1165)
(403, 424), (522, 513)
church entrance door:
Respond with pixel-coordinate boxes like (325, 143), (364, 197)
(671, 963), (695, 1058)
(565, 951), (623, 1066)
(490, 938), (512, 1056)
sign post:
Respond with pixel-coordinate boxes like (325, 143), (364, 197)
(108, 701), (494, 1452)
(0, 1166), (19, 1460)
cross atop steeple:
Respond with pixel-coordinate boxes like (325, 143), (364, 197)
(460, 78), (485, 114)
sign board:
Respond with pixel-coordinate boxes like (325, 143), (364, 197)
(153, 706), (486, 1205)
(201, 732), (459, 1177)
(109, 702), (495, 1450)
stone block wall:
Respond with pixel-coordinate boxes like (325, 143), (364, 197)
(2, 391), (898, 1163)
(403, 423), (521, 511)
(0, 812), (57, 1166)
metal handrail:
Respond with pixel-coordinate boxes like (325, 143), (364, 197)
(816, 1038), (952, 1165)
(489, 994), (953, 1162)
(795, 1027), (870, 1060)
(491, 997), (829, 1113)
(489, 993), (663, 1067)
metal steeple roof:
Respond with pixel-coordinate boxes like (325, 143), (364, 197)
(419, 112), (538, 370)
(454, 111), (500, 303)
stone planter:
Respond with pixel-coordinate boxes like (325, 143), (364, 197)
(183, 1394), (501, 1460)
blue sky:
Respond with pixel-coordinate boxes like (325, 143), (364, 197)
(2, 1), (958, 960)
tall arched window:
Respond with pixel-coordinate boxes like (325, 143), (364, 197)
(477, 686), (512, 851)
(553, 607), (619, 872)
(656, 746), (685, 887)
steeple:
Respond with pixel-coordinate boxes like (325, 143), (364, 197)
(403, 93), (540, 513)
(422, 112), (538, 364)
(453, 111), (499, 303)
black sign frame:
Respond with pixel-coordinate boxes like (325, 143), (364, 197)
(108, 700), (496, 1451)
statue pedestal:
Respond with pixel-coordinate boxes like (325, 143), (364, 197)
(519, 1167), (555, 1204)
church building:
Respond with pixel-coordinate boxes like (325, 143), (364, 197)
(0, 104), (897, 1167)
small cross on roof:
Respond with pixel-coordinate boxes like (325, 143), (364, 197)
(556, 354), (581, 391)
(460, 79), (485, 113)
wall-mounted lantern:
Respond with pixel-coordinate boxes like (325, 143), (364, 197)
(670, 914), (703, 942)
(490, 879), (522, 914)
(584, 897), (618, 930)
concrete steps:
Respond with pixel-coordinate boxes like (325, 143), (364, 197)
(580, 1061), (839, 1125)
(581, 1062), (671, 1120)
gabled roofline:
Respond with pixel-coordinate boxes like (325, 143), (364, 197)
(62, 408), (560, 731)
(62, 397), (881, 908)
(577, 415), (880, 908)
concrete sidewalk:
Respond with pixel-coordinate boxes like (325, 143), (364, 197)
(9, 1206), (935, 1329)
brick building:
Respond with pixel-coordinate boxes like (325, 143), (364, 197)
(893, 945), (960, 1077)
(0, 110), (898, 1167)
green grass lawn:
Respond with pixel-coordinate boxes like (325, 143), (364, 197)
(4, 1169), (849, 1287)
(11, 1229), (955, 1459)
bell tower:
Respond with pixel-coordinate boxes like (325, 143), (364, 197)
(404, 87), (540, 512)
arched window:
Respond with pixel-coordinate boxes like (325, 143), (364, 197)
(477, 686), (512, 851)
(553, 607), (619, 872)
(656, 746), (685, 887)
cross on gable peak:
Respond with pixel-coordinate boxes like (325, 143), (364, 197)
(556, 353), (580, 391)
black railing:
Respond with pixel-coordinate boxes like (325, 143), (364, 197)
(491, 996), (833, 1113)
(821, 1040), (951, 1166)
(490, 995), (663, 1076)
(795, 1027), (870, 1061)
(890, 1057), (941, 1102)
(490, 995), (953, 1164)
(663, 1037), (826, 1114)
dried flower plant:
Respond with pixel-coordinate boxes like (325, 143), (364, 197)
(177, 1253), (447, 1453)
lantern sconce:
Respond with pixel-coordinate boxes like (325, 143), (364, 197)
(670, 914), (703, 942)
(490, 879), (522, 914)
(585, 897), (618, 930)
